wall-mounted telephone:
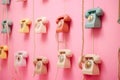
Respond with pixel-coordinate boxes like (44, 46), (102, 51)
(19, 19), (31, 33)
(14, 51), (28, 67)
(2, 0), (11, 5)
(85, 8), (103, 28)
(33, 57), (48, 75)
(56, 15), (71, 33)
(78, 54), (101, 75)
(35, 17), (48, 33)
(0, 45), (8, 59)
(57, 49), (72, 68)
(1, 20), (13, 33)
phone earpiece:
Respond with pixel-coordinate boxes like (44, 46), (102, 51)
(42, 57), (49, 64)
(95, 8), (103, 16)
(78, 56), (85, 69)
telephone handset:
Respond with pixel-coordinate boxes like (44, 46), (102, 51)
(56, 15), (71, 33)
(35, 17), (48, 33)
(0, 45), (8, 59)
(57, 49), (72, 68)
(85, 8), (103, 28)
(78, 54), (101, 75)
(1, 20), (13, 33)
(14, 51), (28, 67)
(19, 19), (31, 33)
(33, 57), (48, 76)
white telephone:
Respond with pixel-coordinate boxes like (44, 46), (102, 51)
(15, 51), (28, 67)
(79, 54), (101, 75)
(57, 49), (72, 68)
(35, 17), (48, 33)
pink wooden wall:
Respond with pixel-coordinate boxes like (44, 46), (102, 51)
(0, 0), (119, 80)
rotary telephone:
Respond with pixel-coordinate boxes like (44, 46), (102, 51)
(35, 17), (48, 33)
(19, 19), (31, 33)
(56, 15), (71, 33)
(14, 51), (28, 67)
(57, 49), (72, 68)
(1, 20), (13, 33)
(78, 54), (101, 75)
(33, 57), (48, 75)
(0, 45), (8, 59)
(85, 8), (103, 28)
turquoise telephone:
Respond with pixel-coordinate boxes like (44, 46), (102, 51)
(1, 20), (13, 33)
(85, 8), (103, 28)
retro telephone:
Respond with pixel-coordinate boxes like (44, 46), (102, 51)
(1, 20), (13, 33)
(78, 54), (101, 75)
(14, 51), (28, 67)
(56, 15), (71, 33)
(57, 49), (72, 68)
(35, 17), (48, 33)
(2, 0), (11, 5)
(85, 8), (103, 28)
(0, 45), (8, 59)
(19, 19), (31, 33)
(33, 57), (48, 75)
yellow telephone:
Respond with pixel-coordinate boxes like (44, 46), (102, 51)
(79, 54), (101, 75)
(20, 19), (31, 33)
(0, 45), (8, 59)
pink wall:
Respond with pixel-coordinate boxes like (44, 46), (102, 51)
(0, 0), (119, 80)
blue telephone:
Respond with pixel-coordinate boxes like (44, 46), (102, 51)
(85, 8), (103, 28)
(1, 20), (13, 33)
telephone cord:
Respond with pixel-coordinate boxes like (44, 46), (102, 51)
(118, 48), (120, 80)
(92, 0), (95, 54)
(81, 0), (85, 80)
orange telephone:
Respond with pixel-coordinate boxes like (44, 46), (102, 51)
(0, 45), (8, 59)
(78, 54), (101, 75)
(56, 15), (71, 33)
(20, 19), (31, 33)
(33, 57), (48, 75)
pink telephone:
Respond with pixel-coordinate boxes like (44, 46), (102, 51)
(78, 54), (101, 75)
(35, 17), (48, 33)
(57, 49), (72, 68)
(33, 57), (48, 75)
